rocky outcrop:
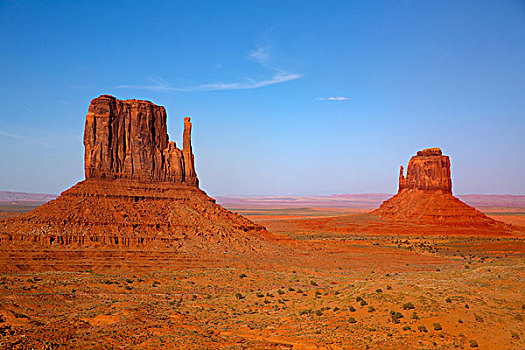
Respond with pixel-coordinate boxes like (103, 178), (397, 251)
(398, 148), (451, 193)
(375, 148), (506, 228)
(84, 95), (198, 186)
(0, 95), (275, 251)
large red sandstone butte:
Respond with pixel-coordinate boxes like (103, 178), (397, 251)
(84, 95), (198, 186)
(0, 95), (272, 252)
(375, 148), (505, 227)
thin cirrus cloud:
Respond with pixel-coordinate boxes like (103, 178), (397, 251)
(315, 97), (348, 101)
(115, 46), (301, 92)
(116, 72), (301, 92)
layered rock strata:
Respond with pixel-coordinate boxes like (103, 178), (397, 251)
(0, 95), (270, 250)
(375, 148), (504, 227)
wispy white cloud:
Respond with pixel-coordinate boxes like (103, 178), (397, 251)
(116, 46), (301, 92)
(116, 72), (301, 92)
(248, 46), (270, 65)
(315, 97), (349, 101)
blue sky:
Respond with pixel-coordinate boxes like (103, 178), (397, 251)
(1, 0), (524, 196)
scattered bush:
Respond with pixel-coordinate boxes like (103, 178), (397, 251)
(126, 279), (134, 284)
(310, 281), (318, 286)
(256, 292), (264, 298)
(458, 319), (463, 323)
(367, 306), (375, 312)
(266, 292), (274, 297)
(235, 293), (244, 300)
(510, 331), (520, 340)
(125, 286), (132, 290)
(277, 289), (285, 295)
(356, 296), (363, 302)
(465, 304), (470, 309)
(288, 287), (295, 292)
(402, 302), (415, 310)
(296, 288), (303, 294)
(315, 309), (323, 316)
(390, 311), (403, 324)
(191, 295), (197, 301)
(475, 314), (484, 323)
(299, 309), (312, 316)
(418, 325), (428, 333)
(469, 340), (478, 348)
(386, 285), (392, 290)
(348, 317), (357, 324)
(239, 273), (247, 279)
(411, 311), (419, 320)
(433, 323), (442, 331)
(445, 297), (452, 303)
(376, 288), (383, 293)
(349, 306), (356, 312)
(403, 326), (411, 331)
(333, 307), (340, 312)
(360, 300), (367, 306)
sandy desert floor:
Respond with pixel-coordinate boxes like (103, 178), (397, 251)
(0, 205), (524, 349)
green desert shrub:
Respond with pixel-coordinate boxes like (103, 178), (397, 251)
(418, 325), (428, 333)
(433, 323), (442, 331)
(390, 311), (403, 324)
(349, 306), (356, 312)
(235, 293), (244, 300)
(469, 340), (478, 348)
(348, 317), (357, 324)
(402, 302), (415, 310)
(367, 306), (375, 312)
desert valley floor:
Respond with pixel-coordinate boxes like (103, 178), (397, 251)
(0, 199), (524, 349)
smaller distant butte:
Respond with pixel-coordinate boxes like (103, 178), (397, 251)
(374, 148), (506, 228)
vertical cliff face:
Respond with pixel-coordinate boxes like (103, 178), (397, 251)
(84, 95), (198, 186)
(398, 148), (451, 193)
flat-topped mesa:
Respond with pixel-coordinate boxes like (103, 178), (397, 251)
(398, 147), (451, 193)
(84, 95), (198, 186)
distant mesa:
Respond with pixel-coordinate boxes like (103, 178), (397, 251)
(374, 148), (505, 227)
(1, 95), (270, 251)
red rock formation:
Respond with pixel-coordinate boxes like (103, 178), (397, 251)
(401, 148), (451, 193)
(0, 95), (272, 251)
(375, 148), (506, 228)
(84, 95), (198, 186)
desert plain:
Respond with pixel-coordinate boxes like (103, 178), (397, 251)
(0, 195), (524, 349)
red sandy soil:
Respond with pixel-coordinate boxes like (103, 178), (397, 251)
(0, 202), (524, 349)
